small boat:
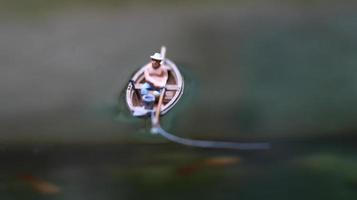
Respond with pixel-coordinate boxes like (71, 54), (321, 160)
(124, 47), (270, 150)
(126, 46), (184, 117)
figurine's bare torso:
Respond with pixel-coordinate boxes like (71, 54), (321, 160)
(144, 64), (168, 88)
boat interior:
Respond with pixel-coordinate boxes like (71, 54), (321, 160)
(131, 68), (179, 107)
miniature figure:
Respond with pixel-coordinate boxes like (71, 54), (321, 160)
(140, 52), (168, 97)
(126, 46), (184, 117)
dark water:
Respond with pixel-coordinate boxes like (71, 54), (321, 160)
(1, 140), (356, 200)
(1, 1), (357, 199)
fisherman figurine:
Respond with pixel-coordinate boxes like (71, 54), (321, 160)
(127, 46), (184, 117)
(141, 52), (168, 98)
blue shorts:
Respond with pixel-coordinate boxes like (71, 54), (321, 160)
(140, 82), (161, 96)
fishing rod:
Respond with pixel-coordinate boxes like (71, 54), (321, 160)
(150, 113), (271, 150)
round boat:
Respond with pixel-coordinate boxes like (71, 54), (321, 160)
(126, 48), (184, 117)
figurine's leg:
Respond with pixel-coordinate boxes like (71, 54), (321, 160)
(140, 82), (151, 95)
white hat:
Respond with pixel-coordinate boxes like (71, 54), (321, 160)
(150, 53), (163, 61)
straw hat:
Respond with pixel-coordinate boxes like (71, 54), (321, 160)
(150, 53), (163, 61)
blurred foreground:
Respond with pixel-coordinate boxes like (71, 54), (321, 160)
(1, 139), (356, 200)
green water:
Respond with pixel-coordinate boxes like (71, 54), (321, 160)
(1, 141), (356, 200)
(1, 1), (357, 199)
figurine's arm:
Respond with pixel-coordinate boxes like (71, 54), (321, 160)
(144, 67), (168, 88)
(158, 68), (168, 87)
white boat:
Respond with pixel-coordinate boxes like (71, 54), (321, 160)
(126, 47), (184, 116)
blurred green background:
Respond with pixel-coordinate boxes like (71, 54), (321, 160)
(0, 0), (356, 199)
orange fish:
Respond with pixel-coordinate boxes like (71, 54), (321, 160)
(18, 174), (61, 195)
(177, 156), (240, 176)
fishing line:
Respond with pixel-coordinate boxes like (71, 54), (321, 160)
(150, 116), (270, 150)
